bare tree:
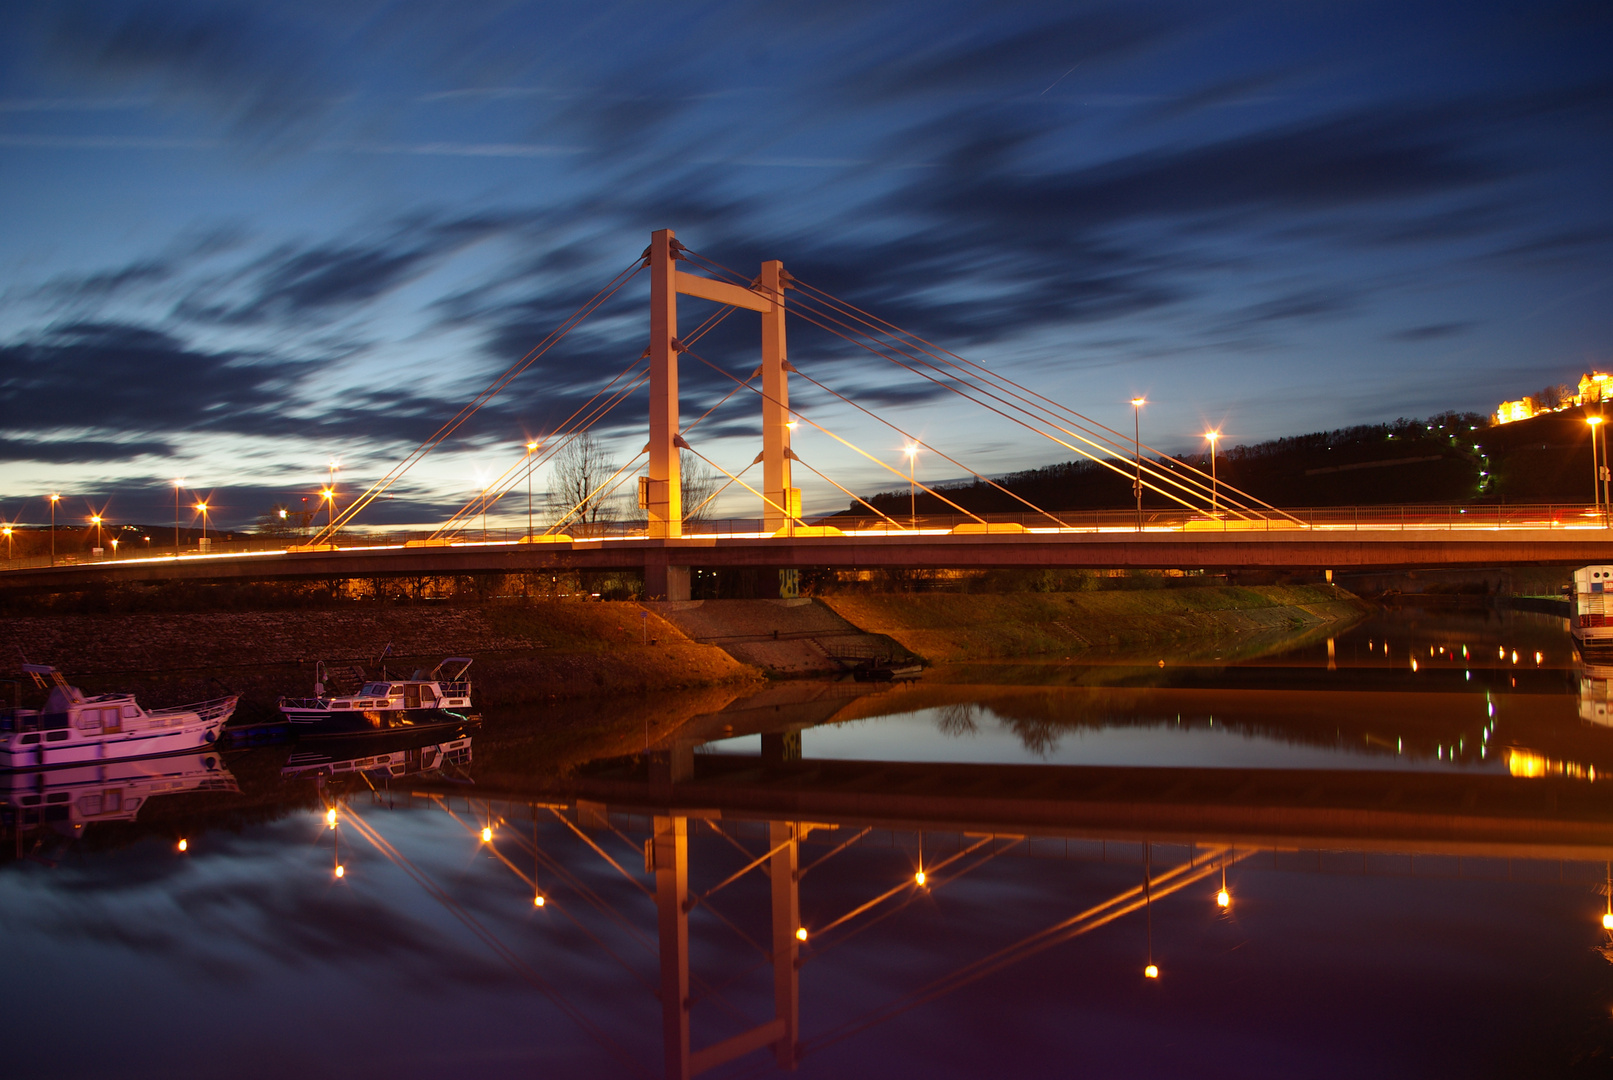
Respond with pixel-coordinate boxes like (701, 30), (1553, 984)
(681, 449), (721, 526)
(548, 432), (620, 536)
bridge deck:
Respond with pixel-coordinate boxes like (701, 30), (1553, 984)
(3, 527), (1612, 590)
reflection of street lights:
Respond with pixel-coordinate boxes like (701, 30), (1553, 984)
(526, 440), (540, 540)
(1204, 430), (1221, 513)
(49, 493), (59, 565)
(1131, 398), (1146, 531)
(904, 444), (918, 528)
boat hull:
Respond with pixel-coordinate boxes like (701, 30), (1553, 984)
(284, 707), (480, 738)
(0, 713), (232, 769)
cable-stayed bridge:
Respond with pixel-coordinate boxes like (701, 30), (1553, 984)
(4, 229), (1610, 594)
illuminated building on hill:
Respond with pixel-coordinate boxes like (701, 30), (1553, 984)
(1495, 372), (1611, 424)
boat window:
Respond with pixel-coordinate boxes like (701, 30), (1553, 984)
(78, 794), (104, 816)
(19, 733), (38, 744)
(389, 685), (404, 695)
(121, 705), (139, 719)
(46, 731), (70, 742)
(76, 709), (102, 731)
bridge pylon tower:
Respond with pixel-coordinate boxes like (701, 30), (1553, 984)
(646, 229), (793, 599)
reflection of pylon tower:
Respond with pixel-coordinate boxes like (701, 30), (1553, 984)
(645, 229), (795, 600)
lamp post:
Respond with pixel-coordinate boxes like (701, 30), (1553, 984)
(2, 525), (11, 560)
(327, 461), (339, 543)
(195, 502), (209, 544)
(49, 493), (59, 565)
(109, 537), (118, 559)
(526, 440), (540, 541)
(1131, 398), (1146, 531)
(1204, 430), (1221, 513)
(1590, 416), (1605, 521)
(173, 479), (184, 555)
(321, 488), (334, 539)
(91, 514), (103, 556)
(904, 444), (919, 529)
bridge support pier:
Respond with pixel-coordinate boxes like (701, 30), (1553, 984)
(644, 558), (690, 602)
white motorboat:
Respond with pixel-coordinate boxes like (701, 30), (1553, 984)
(1570, 566), (1613, 656)
(278, 657), (478, 735)
(1, 665), (238, 769)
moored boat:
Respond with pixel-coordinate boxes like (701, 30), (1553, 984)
(1570, 566), (1613, 657)
(1, 665), (237, 769)
(278, 657), (479, 736)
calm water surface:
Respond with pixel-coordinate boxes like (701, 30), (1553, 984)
(3, 604), (1611, 1079)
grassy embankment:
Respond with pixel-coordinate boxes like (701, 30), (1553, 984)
(820, 584), (1367, 663)
(0, 602), (760, 724)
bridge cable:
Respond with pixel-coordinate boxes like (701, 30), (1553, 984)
(312, 259), (645, 544)
(435, 303), (741, 539)
(679, 251), (1241, 518)
(682, 250), (1280, 520)
(788, 275), (1294, 522)
(682, 346), (990, 525)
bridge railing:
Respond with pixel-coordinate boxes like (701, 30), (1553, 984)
(0, 503), (1606, 573)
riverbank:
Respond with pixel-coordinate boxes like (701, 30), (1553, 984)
(0, 602), (760, 723)
(818, 584), (1367, 663)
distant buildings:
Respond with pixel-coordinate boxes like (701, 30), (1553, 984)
(1495, 372), (1611, 425)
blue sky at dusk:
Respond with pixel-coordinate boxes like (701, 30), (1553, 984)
(0, 0), (1609, 529)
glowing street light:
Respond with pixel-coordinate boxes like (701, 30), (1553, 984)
(109, 537), (118, 558)
(321, 488), (335, 537)
(1205, 430), (1221, 513)
(525, 439), (541, 541)
(2, 524), (11, 561)
(49, 493), (60, 565)
(904, 444), (919, 528)
(1590, 416), (1605, 520)
(194, 502), (210, 543)
(1131, 398), (1147, 531)
(91, 514), (103, 554)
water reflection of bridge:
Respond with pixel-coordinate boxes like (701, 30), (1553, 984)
(357, 732), (1613, 1078)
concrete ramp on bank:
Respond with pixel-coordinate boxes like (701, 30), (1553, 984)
(649, 598), (915, 675)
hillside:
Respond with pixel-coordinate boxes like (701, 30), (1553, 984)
(845, 409), (1603, 515)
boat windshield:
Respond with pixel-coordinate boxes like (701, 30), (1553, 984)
(358, 683), (394, 697)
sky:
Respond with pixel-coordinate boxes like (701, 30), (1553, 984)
(0, 0), (1610, 530)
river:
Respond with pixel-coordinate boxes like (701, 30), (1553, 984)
(2, 603), (1609, 1078)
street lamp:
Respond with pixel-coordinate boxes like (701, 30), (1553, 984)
(526, 440), (540, 541)
(320, 488), (335, 538)
(1131, 398), (1146, 531)
(109, 537), (119, 559)
(904, 444), (919, 528)
(91, 514), (103, 555)
(327, 461), (340, 542)
(173, 479), (185, 555)
(195, 502), (209, 544)
(2, 524), (11, 560)
(1204, 431), (1221, 513)
(49, 493), (60, 565)
(1590, 416), (1605, 521)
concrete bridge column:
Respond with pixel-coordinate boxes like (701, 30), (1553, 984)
(644, 553), (690, 602)
(760, 259), (792, 535)
(648, 229), (683, 539)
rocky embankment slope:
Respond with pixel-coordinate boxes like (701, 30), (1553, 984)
(0, 603), (759, 723)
